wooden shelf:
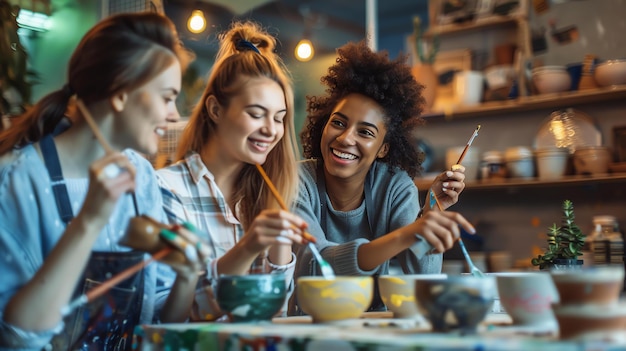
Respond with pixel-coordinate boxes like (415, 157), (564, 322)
(423, 85), (626, 121)
(415, 173), (626, 192)
(426, 16), (520, 37)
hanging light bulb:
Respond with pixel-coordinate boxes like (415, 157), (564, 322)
(187, 10), (206, 34)
(295, 38), (314, 62)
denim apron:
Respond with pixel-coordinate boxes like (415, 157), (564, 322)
(41, 135), (144, 351)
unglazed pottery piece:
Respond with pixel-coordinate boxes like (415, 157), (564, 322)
(296, 276), (373, 323)
(216, 274), (287, 322)
(554, 302), (626, 342)
(550, 265), (625, 306)
(120, 215), (187, 265)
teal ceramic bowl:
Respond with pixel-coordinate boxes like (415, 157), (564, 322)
(216, 273), (287, 322)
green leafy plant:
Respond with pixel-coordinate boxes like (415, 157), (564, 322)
(412, 16), (439, 65)
(1, 1), (39, 119)
(531, 200), (586, 269)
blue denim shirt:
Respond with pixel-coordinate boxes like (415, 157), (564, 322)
(0, 145), (174, 350)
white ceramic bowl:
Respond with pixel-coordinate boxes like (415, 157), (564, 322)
(594, 59), (626, 87)
(532, 66), (571, 94)
(494, 272), (559, 329)
(534, 147), (569, 180)
(504, 146), (535, 178)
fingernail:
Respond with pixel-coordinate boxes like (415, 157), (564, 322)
(160, 229), (178, 240)
(183, 221), (198, 232)
(446, 171), (453, 177)
(468, 226), (476, 234)
(443, 182), (449, 187)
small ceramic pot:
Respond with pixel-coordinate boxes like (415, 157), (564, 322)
(572, 146), (611, 175)
(120, 215), (187, 266)
(216, 273), (287, 322)
(554, 302), (626, 341)
(534, 147), (569, 180)
(550, 265), (625, 306)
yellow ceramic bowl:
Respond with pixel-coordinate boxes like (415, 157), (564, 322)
(296, 276), (373, 323)
(378, 274), (447, 319)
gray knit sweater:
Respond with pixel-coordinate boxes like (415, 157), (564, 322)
(292, 159), (442, 280)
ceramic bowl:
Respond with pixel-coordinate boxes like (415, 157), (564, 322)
(550, 265), (625, 306)
(532, 66), (571, 94)
(296, 276), (373, 323)
(216, 273), (287, 322)
(534, 147), (569, 180)
(415, 276), (496, 333)
(594, 59), (626, 87)
(553, 302), (626, 341)
(378, 274), (447, 320)
(572, 146), (612, 175)
(494, 272), (559, 329)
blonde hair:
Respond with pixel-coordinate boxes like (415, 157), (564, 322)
(177, 21), (299, 228)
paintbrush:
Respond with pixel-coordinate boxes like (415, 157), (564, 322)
(455, 125), (481, 165)
(76, 99), (140, 215)
(255, 164), (335, 279)
(61, 247), (173, 317)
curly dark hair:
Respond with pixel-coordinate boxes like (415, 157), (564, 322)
(300, 41), (426, 178)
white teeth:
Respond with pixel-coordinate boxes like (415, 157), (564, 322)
(155, 128), (165, 137)
(332, 149), (357, 160)
(253, 141), (270, 148)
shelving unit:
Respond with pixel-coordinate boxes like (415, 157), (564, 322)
(423, 85), (626, 121)
(414, 173), (626, 193)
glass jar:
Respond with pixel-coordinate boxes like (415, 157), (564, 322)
(589, 216), (623, 265)
(481, 150), (506, 181)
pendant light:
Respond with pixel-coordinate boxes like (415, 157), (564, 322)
(187, 10), (206, 34)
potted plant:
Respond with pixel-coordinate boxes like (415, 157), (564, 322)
(531, 200), (586, 270)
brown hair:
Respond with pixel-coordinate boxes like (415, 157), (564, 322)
(0, 12), (193, 154)
(176, 21), (298, 228)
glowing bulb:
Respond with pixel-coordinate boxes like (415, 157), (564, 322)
(187, 10), (206, 34)
(295, 39), (314, 62)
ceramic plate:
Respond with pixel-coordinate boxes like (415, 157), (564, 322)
(534, 108), (601, 154)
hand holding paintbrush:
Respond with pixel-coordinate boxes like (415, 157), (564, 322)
(426, 125), (480, 211)
(255, 164), (335, 279)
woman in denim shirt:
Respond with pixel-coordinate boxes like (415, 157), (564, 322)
(0, 12), (196, 350)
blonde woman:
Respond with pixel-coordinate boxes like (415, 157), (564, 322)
(157, 21), (305, 319)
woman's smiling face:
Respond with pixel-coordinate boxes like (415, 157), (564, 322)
(321, 93), (389, 182)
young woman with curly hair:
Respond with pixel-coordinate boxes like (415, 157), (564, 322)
(290, 41), (475, 313)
